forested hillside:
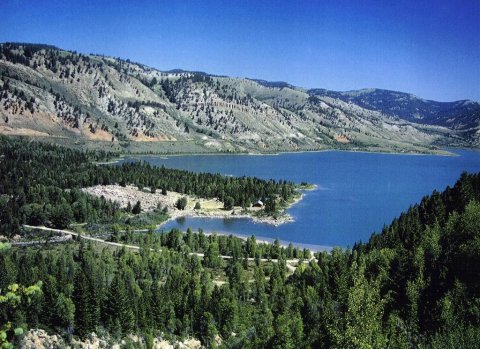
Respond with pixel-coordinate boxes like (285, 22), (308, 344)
(0, 137), (479, 348)
(0, 136), (297, 237)
(1, 43), (477, 154)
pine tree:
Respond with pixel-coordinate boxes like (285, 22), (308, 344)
(104, 273), (135, 335)
(49, 202), (74, 229)
(132, 200), (142, 214)
(73, 270), (95, 338)
(200, 311), (218, 348)
(204, 242), (222, 268)
(272, 313), (294, 349)
(333, 259), (386, 349)
(223, 196), (234, 210)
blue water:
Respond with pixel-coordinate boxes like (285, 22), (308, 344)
(118, 150), (480, 249)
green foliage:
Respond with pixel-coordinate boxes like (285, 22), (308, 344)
(0, 243), (11, 252)
(73, 269), (99, 338)
(1, 178), (480, 347)
(104, 273), (135, 335)
(55, 293), (75, 329)
(0, 282), (42, 349)
(223, 196), (234, 210)
(0, 136), (298, 237)
(121, 209), (168, 229)
(175, 196), (188, 210)
(131, 200), (142, 214)
(49, 202), (74, 229)
(204, 240), (222, 269)
(1, 135), (480, 348)
(332, 259), (386, 349)
(264, 196), (277, 213)
(420, 325), (480, 349)
(200, 311), (217, 348)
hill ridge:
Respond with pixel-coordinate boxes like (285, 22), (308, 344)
(0, 42), (478, 153)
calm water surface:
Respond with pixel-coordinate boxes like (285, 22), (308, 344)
(118, 150), (480, 249)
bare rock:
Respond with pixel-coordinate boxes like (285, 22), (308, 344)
(20, 329), (66, 349)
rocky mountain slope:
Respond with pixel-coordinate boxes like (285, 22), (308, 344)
(0, 43), (478, 153)
(310, 88), (480, 143)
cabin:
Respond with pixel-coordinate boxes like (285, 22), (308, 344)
(253, 200), (264, 208)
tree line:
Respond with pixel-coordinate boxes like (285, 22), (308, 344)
(0, 136), (297, 237)
(1, 164), (479, 347)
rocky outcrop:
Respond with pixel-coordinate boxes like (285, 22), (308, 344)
(152, 337), (202, 349)
(20, 329), (66, 349)
(20, 329), (203, 349)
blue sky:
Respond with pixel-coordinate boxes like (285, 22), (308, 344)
(0, 0), (479, 101)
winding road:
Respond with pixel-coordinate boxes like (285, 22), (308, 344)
(22, 225), (316, 271)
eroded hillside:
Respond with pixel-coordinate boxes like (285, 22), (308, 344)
(0, 43), (477, 153)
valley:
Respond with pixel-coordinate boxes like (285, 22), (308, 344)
(1, 1), (480, 348)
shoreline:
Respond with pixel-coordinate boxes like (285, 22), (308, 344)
(109, 147), (457, 164)
(82, 184), (312, 230)
(156, 190), (308, 229)
(94, 158), (125, 165)
(80, 185), (322, 251)
(156, 210), (293, 228)
(197, 230), (333, 253)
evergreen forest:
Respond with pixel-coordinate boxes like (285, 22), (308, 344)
(0, 136), (297, 236)
(0, 136), (479, 348)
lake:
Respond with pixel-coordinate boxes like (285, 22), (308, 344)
(118, 150), (480, 250)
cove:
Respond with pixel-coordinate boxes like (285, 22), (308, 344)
(117, 150), (480, 248)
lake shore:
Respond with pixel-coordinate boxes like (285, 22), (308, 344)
(105, 145), (459, 163)
(163, 190), (310, 227)
(82, 184), (307, 229)
(116, 148), (453, 159)
(163, 209), (294, 227)
(82, 149), (480, 248)
(197, 230), (332, 252)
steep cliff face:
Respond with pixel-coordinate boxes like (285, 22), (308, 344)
(0, 43), (477, 153)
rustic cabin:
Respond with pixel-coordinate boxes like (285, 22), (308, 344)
(253, 200), (264, 208)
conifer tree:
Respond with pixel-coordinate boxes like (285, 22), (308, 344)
(132, 200), (142, 214)
(104, 273), (135, 335)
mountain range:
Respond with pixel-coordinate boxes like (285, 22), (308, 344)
(0, 43), (478, 153)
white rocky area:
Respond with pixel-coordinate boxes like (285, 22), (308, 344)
(82, 184), (296, 226)
(20, 329), (202, 349)
(82, 184), (194, 213)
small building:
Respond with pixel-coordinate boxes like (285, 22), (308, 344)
(253, 200), (264, 208)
